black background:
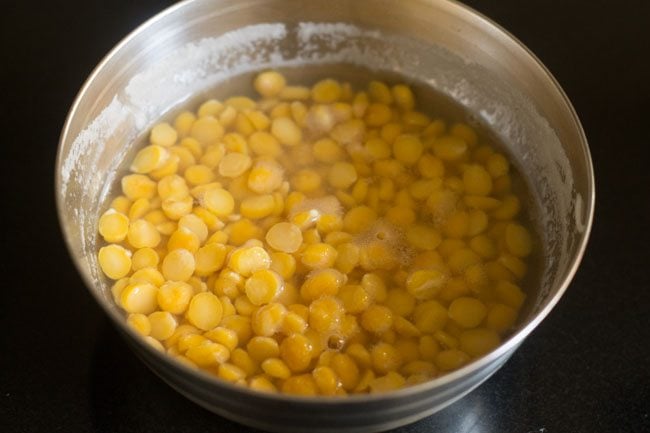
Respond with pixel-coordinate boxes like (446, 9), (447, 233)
(2, 1), (650, 432)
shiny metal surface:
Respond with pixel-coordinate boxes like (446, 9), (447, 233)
(55, 0), (594, 431)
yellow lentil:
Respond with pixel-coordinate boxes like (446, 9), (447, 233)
(217, 363), (246, 382)
(486, 304), (518, 332)
(186, 342), (230, 367)
(406, 224), (442, 251)
(271, 117), (302, 146)
(282, 374), (318, 396)
(301, 243), (338, 269)
(309, 296), (344, 334)
(247, 158), (283, 194)
(228, 246), (271, 277)
(251, 302), (287, 337)
(312, 366), (340, 395)
(300, 268), (345, 301)
(161, 249), (195, 282)
(448, 297), (487, 329)
(393, 134), (423, 165)
(193, 243), (227, 277)
(157, 281), (194, 315)
(495, 280), (526, 309)
(435, 349), (470, 371)
(249, 375), (277, 392)
(120, 282), (158, 314)
(413, 300), (448, 333)
(338, 284), (371, 314)
(98, 244), (132, 280)
(432, 135), (467, 161)
(262, 358), (291, 379)
(247, 336), (281, 362)
(197, 100), (223, 118)
(190, 116), (224, 144)
(151, 122), (178, 146)
(312, 79), (342, 103)
(254, 70), (286, 97)
(405, 270), (446, 300)
(331, 353), (360, 391)
(98, 210), (130, 243)
(218, 152), (252, 178)
(129, 267), (165, 287)
(360, 304), (394, 335)
(187, 292), (223, 331)
(313, 138), (344, 163)
(371, 343), (402, 375)
(459, 328), (500, 357)
(127, 313), (151, 336)
(504, 223), (533, 257)
(130, 145), (170, 174)
(245, 269), (284, 305)
(148, 311), (177, 341)
(280, 333), (313, 372)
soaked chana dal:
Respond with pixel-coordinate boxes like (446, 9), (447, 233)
(97, 70), (535, 396)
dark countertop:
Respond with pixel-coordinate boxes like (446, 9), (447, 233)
(2, 1), (649, 432)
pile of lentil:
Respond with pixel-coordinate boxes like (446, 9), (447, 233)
(97, 71), (534, 395)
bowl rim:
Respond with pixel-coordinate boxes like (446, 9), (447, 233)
(55, 0), (595, 405)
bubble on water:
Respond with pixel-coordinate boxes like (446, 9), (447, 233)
(290, 195), (343, 218)
(354, 218), (415, 268)
(327, 334), (345, 351)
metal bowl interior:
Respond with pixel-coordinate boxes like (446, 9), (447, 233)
(56, 0), (594, 431)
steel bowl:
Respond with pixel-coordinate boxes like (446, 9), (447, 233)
(56, 0), (595, 431)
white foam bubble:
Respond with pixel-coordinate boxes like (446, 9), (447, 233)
(354, 219), (414, 267)
(291, 196), (343, 218)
